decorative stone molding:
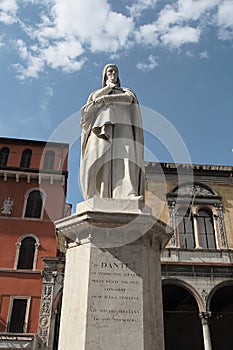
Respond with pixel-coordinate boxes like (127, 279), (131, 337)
(172, 183), (215, 197)
(38, 275), (55, 349)
(55, 201), (172, 251)
(0, 333), (37, 349)
(201, 289), (208, 302)
(37, 258), (65, 350)
(1, 197), (13, 216)
(167, 201), (177, 247)
(215, 204), (227, 248)
(0, 169), (66, 184)
(167, 182), (226, 250)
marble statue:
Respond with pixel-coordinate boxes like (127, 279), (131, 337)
(80, 64), (144, 200)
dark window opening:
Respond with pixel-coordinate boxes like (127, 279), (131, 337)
(20, 149), (32, 168)
(9, 299), (28, 333)
(177, 208), (195, 249)
(163, 284), (204, 350)
(53, 289), (63, 350)
(210, 285), (233, 350)
(0, 147), (10, 166)
(43, 151), (55, 170)
(17, 237), (36, 270)
(25, 190), (43, 218)
(197, 209), (216, 249)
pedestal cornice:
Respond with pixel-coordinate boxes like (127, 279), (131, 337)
(55, 199), (172, 250)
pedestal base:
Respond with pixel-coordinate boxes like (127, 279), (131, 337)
(55, 200), (172, 350)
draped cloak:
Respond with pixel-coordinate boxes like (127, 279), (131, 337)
(80, 87), (144, 200)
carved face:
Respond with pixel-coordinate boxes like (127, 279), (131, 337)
(106, 66), (118, 84)
(102, 64), (120, 87)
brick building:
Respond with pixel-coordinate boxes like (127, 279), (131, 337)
(0, 137), (69, 349)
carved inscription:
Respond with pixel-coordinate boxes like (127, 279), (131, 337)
(88, 250), (142, 326)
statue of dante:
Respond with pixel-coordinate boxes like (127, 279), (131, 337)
(80, 64), (144, 200)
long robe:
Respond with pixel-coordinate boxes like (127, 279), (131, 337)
(80, 86), (144, 200)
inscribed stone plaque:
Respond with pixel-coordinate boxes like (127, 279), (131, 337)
(85, 245), (144, 349)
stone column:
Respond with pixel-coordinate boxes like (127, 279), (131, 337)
(55, 199), (172, 350)
(199, 312), (212, 350)
(167, 201), (177, 247)
(193, 213), (201, 248)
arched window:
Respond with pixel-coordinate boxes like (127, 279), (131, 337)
(17, 237), (36, 269)
(24, 190), (43, 218)
(0, 147), (10, 166)
(168, 182), (227, 250)
(197, 209), (216, 249)
(209, 284), (233, 349)
(162, 283), (203, 350)
(14, 234), (40, 270)
(43, 151), (55, 170)
(20, 149), (32, 168)
(177, 208), (195, 249)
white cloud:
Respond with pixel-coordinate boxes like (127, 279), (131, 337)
(12, 39), (44, 80)
(40, 87), (54, 110)
(185, 50), (194, 57)
(126, 0), (157, 18)
(0, 0), (232, 80)
(45, 86), (54, 97)
(216, 1), (233, 41)
(42, 38), (85, 71)
(138, 0), (219, 49)
(200, 50), (209, 59)
(177, 0), (221, 21)
(136, 54), (159, 71)
(217, 0), (233, 27)
(156, 5), (183, 32)
(13, 36), (86, 80)
(156, 0), (221, 33)
(135, 23), (159, 47)
(161, 26), (201, 48)
(52, 0), (133, 51)
(217, 26), (233, 40)
(11, 0), (134, 79)
(0, 0), (18, 24)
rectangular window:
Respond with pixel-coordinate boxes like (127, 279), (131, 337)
(198, 210), (216, 249)
(178, 214), (195, 249)
(8, 297), (30, 333)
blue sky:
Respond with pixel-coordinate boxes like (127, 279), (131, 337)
(0, 0), (233, 205)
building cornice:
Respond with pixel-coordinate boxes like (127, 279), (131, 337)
(0, 268), (41, 274)
(0, 169), (66, 185)
(0, 136), (69, 148)
(145, 162), (233, 178)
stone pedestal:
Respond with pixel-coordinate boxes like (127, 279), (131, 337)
(55, 199), (172, 350)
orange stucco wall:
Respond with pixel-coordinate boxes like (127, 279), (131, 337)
(0, 219), (56, 269)
(0, 178), (66, 221)
(0, 137), (68, 335)
(0, 273), (41, 333)
(0, 140), (68, 172)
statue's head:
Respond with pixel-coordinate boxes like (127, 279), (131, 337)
(102, 64), (121, 87)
